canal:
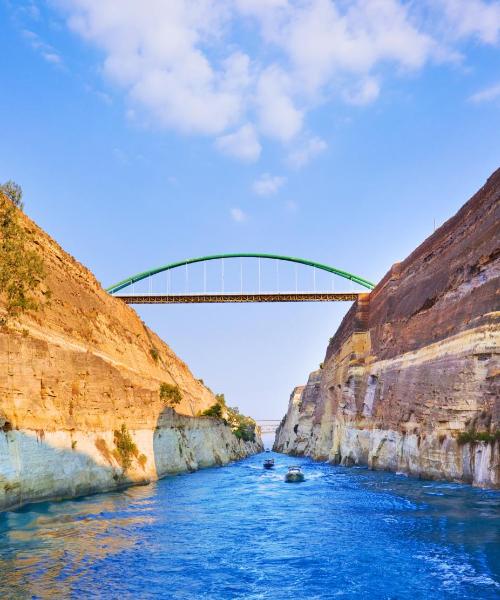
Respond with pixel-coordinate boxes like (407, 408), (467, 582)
(0, 449), (498, 599)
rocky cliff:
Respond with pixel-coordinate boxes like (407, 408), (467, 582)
(0, 201), (262, 511)
(275, 169), (500, 488)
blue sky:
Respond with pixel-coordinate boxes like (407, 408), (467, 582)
(1, 1), (499, 419)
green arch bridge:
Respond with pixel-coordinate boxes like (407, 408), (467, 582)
(107, 253), (375, 304)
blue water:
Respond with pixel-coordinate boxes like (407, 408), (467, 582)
(0, 451), (499, 599)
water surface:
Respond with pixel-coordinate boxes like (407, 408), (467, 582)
(0, 451), (498, 599)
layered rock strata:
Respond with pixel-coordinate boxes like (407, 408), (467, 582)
(0, 204), (261, 511)
(275, 169), (500, 488)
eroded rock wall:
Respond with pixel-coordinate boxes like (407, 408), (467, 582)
(275, 169), (500, 488)
(0, 204), (261, 511)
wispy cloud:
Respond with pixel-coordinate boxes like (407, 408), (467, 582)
(22, 29), (62, 66)
(469, 82), (500, 104)
(253, 174), (286, 196)
(288, 136), (327, 169)
(230, 207), (247, 222)
(343, 78), (380, 106)
(43, 52), (62, 64)
(216, 124), (261, 163)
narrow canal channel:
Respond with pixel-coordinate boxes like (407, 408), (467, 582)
(1, 450), (498, 599)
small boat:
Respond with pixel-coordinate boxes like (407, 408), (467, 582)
(263, 458), (275, 469)
(285, 466), (304, 483)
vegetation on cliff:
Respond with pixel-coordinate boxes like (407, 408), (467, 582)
(202, 402), (223, 418)
(456, 430), (500, 445)
(159, 382), (182, 407)
(113, 424), (138, 470)
(201, 393), (257, 442)
(0, 181), (47, 323)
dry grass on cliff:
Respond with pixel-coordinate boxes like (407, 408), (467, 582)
(0, 186), (48, 323)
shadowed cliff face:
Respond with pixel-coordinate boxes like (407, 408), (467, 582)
(0, 203), (262, 511)
(0, 409), (262, 512)
(275, 169), (500, 488)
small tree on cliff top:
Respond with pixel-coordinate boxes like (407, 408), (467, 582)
(0, 181), (46, 322)
(0, 181), (23, 209)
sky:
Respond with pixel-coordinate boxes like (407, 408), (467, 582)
(1, 0), (500, 419)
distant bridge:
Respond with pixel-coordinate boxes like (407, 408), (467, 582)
(256, 420), (282, 434)
(114, 292), (362, 304)
(107, 254), (374, 304)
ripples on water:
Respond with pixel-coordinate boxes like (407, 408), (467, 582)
(0, 451), (498, 599)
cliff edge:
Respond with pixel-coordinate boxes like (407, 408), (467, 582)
(0, 199), (262, 511)
(275, 169), (500, 488)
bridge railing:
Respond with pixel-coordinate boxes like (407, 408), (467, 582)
(107, 254), (374, 299)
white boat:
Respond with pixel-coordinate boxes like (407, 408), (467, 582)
(285, 466), (304, 482)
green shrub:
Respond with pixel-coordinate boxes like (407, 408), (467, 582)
(457, 430), (499, 445)
(201, 392), (257, 442)
(150, 347), (159, 362)
(159, 382), (182, 406)
(233, 423), (256, 442)
(113, 424), (138, 470)
(201, 393), (228, 419)
(225, 404), (256, 442)
(456, 431), (474, 445)
(202, 403), (223, 418)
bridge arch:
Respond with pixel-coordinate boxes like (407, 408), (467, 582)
(106, 253), (375, 294)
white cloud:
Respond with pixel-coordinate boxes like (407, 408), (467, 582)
(288, 136), (327, 168)
(256, 66), (303, 141)
(240, 0), (438, 97)
(253, 173), (286, 196)
(49, 0), (500, 164)
(469, 82), (500, 103)
(343, 77), (380, 106)
(439, 0), (500, 45)
(230, 207), (247, 222)
(215, 124), (262, 162)
(62, 0), (246, 135)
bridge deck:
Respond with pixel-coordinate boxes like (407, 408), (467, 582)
(256, 420), (282, 434)
(115, 292), (364, 304)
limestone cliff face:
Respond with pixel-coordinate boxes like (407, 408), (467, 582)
(0, 206), (261, 511)
(274, 371), (321, 455)
(275, 169), (500, 488)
